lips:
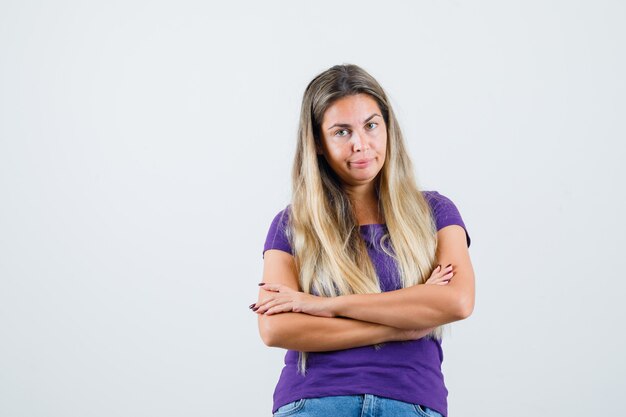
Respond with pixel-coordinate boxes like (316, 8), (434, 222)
(349, 158), (373, 167)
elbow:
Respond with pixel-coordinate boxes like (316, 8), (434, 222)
(455, 294), (475, 320)
(449, 275), (475, 320)
(258, 316), (281, 347)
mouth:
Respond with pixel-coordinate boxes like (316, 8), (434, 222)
(349, 158), (373, 168)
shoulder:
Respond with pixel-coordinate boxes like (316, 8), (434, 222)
(422, 190), (471, 248)
(421, 190), (459, 216)
(422, 190), (454, 206)
(268, 205), (292, 235)
(263, 205), (293, 258)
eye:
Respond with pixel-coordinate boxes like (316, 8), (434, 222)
(366, 122), (378, 130)
(334, 129), (350, 137)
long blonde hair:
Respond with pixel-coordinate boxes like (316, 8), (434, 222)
(288, 64), (441, 375)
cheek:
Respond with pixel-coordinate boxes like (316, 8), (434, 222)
(329, 145), (349, 158)
(324, 148), (347, 167)
(377, 135), (388, 154)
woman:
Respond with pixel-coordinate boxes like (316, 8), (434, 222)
(251, 64), (474, 417)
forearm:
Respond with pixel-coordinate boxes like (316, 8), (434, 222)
(332, 285), (467, 330)
(258, 312), (426, 352)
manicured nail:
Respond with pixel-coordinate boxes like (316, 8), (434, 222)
(258, 283), (265, 286)
(249, 303), (256, 309)
(445, 263), (452, 268)
(252, 306), (259, 312)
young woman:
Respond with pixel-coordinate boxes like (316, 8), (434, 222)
(251, 64), (474, 417)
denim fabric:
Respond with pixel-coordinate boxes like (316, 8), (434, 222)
(273, 395), (444, 417)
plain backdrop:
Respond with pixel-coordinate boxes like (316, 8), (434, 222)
(1, 1), (624, 416)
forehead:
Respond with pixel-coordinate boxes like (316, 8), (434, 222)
(321, 94), (382, 126)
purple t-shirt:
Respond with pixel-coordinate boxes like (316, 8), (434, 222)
(262, 191), (471, 417)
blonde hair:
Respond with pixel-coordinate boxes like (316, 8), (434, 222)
(288, 64), (441, 375)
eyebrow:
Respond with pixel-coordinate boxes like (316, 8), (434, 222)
(326, 113), (382, 130)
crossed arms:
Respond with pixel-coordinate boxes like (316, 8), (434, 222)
(255, 225), (475, 352)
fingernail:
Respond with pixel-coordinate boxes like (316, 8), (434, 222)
(258, 283), (265, 286)
(436, 264), (441, 270)
(446, 263), (452, 268)
(252, 307), (259, 312)
(249, 304), (256, 309)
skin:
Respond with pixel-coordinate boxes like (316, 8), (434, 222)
(254, 93), (475, 350)
(315, 93), (387, 213)
(254, 264), (454, 318)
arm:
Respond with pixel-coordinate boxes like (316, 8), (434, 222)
(330, 225), (475, 329)
(256, 250), (435, 351)
(259, 312), (434, 352)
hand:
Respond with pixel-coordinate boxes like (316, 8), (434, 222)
(425, 264), (454, 285)
(252, 283), (336, 318)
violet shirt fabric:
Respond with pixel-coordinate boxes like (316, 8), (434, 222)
(262, 191), (471, 417)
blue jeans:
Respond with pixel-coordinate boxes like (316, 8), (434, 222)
(273, 395), (444, 417)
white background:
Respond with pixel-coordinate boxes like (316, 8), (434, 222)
(1, 1), (624, 416)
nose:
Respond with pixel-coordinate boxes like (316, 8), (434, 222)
(351, 131), (367, 152)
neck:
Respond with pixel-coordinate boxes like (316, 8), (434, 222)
(345, 183), (382, 225)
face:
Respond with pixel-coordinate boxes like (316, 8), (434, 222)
(317, 93), (387, 194)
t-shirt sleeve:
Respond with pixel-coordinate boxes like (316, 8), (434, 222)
(424, 191), (471, 248)
(262, 206), (293, 258)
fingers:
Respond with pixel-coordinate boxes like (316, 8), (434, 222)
(263, 304), (294, 316)
(254, 298), (277, 314)
(251, 283), (297, 314)
(258, 282), (282, 292)
(250, 295), (277, 312)
(430, 264), (452, 277)
(256, 301), (291, 315)
(251, 283), (285, 311)
(436, 264), (454, 278)
(426, 264), (454, 285)
(254, 296), (292, 315)
(439, 264), (453, 275)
